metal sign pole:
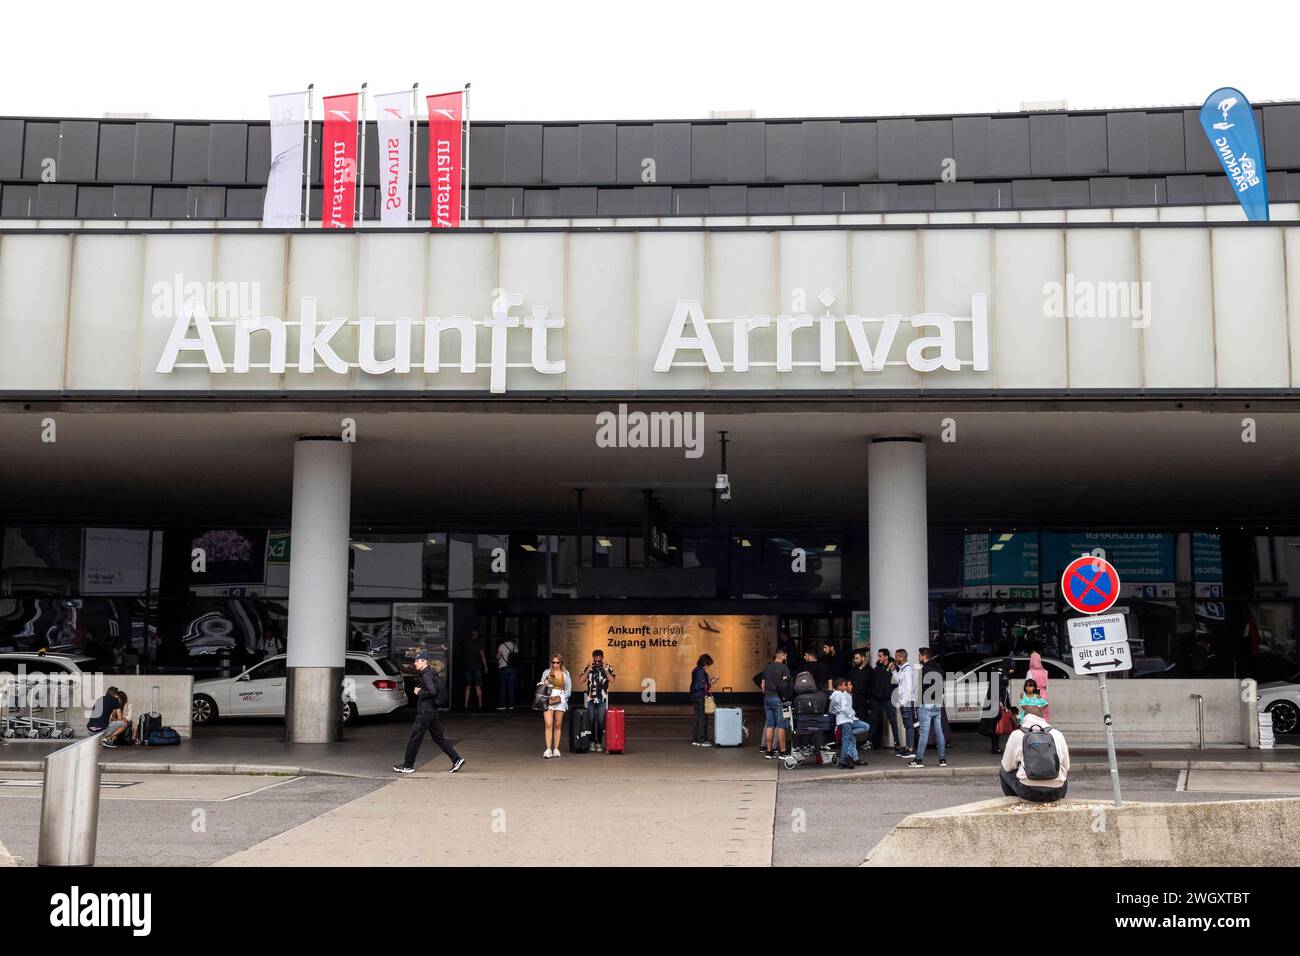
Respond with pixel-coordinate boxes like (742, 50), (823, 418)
(1097, 673), (1122, 807)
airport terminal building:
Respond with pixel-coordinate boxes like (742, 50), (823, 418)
(2, 102), (1300, 738)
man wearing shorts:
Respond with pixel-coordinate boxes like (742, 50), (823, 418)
(760, 649), (793, 759)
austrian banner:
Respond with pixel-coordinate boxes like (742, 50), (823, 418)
(372, 90), (411, 226)
(261, 91), (306, 227)
(425, 90), (464, 228)
(321, 92), (360, 228)
(1199, 88), (1269, 221)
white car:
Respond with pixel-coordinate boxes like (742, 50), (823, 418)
(191, 653), (407, 726)
(1258, 675), (1300, 736)
(944, 655), (1076, 723)
(0, 652), (94, 677)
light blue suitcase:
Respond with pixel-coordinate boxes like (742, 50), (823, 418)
(713, 706), (744, 746)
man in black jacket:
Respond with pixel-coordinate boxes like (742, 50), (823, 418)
(868, 648), (902, 753)
(849, 650), (872, 734)
(394, 654), (465, 774)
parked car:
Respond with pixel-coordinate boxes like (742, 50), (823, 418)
(1258, 673), (1300, 736)
(191, 653), (407, 726)
(944, 655), (1076, 723)
(0, 652), (94, 677)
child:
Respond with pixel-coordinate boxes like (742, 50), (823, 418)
(830, 677), (871, 769)
(1018, 678), (1048, 721)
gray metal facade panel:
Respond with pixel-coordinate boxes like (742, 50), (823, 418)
(1146, 111), (1186, 173)
(1067, 114), (1109, 175)
(96, 123), (136, 181)
(840, 122), (878, 181)
(578, 123), (616, 183)
(467, 124), (504, 185)
(133, 123), (174, 182)
(503, 124), (542, 183)
(172, 125), (210, 184)
(764, 122), (803, 181)
(226, 187), (264, 219)
(112, 184), (152, 218)
(246, 124), (271, 185)
(914, 119), (954, 182)
(934, 180), (975, 209)
(207, 124), (248, 184)
(952, 116), (992, 179)
(673, 186), (710, 215)
(76, 185), (113, 217)
(0, 184), (35, 216)
(151, 186), (188, 218)
(614, 124), (652, 183)
(57, 121), (98, 181)
(1089, 176), (1165, 206)
(0, 119), (22, 179)
(988, 116), (1031, 177)
(1182, 110), (1220, 174)
(21, 122), (59, 180)
(36, 182), (77, 217)
(525, 186), (561, 218)
(1029, 113), (1068, 176)
(1106, 111), (1149, 174)
(877, 118), (917, 180)
(1263, 104), (1300, 167)
(690, 124), (725, 182)
(650, 123), (691, 182)
(709, 184), (747, 215)
(596, 187), (635, 216)
(725, 121), (765, 183)
(541, 125), (580, 184)
(803, 120), (841, 182)
(633, 185), (672, 215)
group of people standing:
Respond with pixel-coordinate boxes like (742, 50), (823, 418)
(537, 649), (615, 757)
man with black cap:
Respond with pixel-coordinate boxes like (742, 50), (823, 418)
(394, 653), (465, 774)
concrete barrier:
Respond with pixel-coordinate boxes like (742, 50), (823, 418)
(864, 795), (1300, 866)
(0, 838), (15, 867)
(1043, 678), (1254, 748)
(79, 675), (194, 739)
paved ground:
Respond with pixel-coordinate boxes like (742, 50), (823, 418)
(2, 713), (1296, 866)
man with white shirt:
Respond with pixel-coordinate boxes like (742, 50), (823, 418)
(999, 706), (1070, 803)
(496, 636), (519, 711)
(893, 648), (917, 760)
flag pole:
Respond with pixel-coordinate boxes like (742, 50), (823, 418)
(302, 83), (314, 227)
(410, 82), (419, 224)
(357, 82), (368, 224)
(462, 82), (472, 225)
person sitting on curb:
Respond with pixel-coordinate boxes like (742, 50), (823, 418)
(998, 706), (1069, 803)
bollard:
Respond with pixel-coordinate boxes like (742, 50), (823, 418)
(1191, 693), (1206, 750)
(37, 732), (104, 866)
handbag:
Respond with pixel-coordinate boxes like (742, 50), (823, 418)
(994, 704), (1016, 737)
(531, 679), (552, 712)
(703, 694), (716, 716)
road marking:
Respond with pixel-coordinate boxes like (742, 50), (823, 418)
(221, 776), (303, 801)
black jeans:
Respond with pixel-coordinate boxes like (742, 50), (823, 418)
(692, 698), (707, 743)
(999, 766), (1067, 803)
(403, 704), (460, 768)
(870, 699), (900, 750)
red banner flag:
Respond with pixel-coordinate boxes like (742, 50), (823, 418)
(321, 92), (360, 228)
(426, 90), (464, 228)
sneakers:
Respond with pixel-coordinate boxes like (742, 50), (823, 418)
(896, 751), (915, 760)
(764, 752), (776, 759)
(907, 759), (924, 768)
(392, 765), (414, 774)
(100, 739), (117, 748)
(593, 743), (602, 753)
(543, 749), (553, 758)
(699, 741), (712, 747)
(939, 758), (948, 768)
(840, 758), (856, 769)
(449, 757), (466, 773)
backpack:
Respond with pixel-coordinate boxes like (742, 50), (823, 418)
(507, 647), (521, 669)
(1021, 724), (1061, 780)
(146, 726), (181, 746)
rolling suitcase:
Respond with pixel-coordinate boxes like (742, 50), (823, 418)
(569, 705), (592, 753)
(794, 691), (829, 715)
(605, 707), (626, 753)
(137, 686), (162, 745)
(713, 707), (743, 746)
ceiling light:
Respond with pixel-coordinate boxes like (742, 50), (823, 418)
(741, 539), (752, 548)
(823, 544), (838, 552)
(597, 537), (613, 548)
(352, 543), (372, 551)
(520, 544), (537, 552)
(998, 533), (1014, 542)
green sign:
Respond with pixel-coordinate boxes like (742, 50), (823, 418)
(852, 611), (870, 649)
(266, 532), (291, 565)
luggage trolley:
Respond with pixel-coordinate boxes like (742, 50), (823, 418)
(1, 676), (42, 739)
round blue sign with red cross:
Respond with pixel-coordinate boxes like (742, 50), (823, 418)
(1061, 555), (1121, 615)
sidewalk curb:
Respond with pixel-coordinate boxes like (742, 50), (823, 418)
(787, 759), (1300, 784)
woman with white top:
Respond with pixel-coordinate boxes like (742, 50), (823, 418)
(541, 654), (571, 758)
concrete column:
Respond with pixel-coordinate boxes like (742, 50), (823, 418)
(868, 437), (929, 668)
(285, 437), (352, 743)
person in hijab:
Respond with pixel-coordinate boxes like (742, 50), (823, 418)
(1028, 651), (1051, 721)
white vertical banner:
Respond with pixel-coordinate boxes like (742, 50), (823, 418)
(263, 90), (308, 227)
(373, 89), (412, 226)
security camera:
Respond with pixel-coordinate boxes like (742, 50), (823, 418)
(715, 473), (730, 492)
(720, 486), (732, 502)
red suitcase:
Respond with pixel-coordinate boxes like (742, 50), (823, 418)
(605, 707), (626, 753)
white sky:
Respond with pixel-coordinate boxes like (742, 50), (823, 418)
(4, 0), (1299, 121)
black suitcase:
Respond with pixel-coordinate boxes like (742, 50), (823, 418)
(137, 685), (162, 745)
(568, 705), (592, 753)
(794, 691), (829, 715)
(795, 713), (835, 734)
(792, 671), (818, 696)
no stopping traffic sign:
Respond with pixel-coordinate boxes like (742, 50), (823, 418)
(1061, 555), (1121, 615)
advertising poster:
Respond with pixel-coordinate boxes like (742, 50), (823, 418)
(548, 614), (776, 694)
(1040, 533), (1174, 597)
(392, 603), (453, 706)
(80, 528), (151, 594)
